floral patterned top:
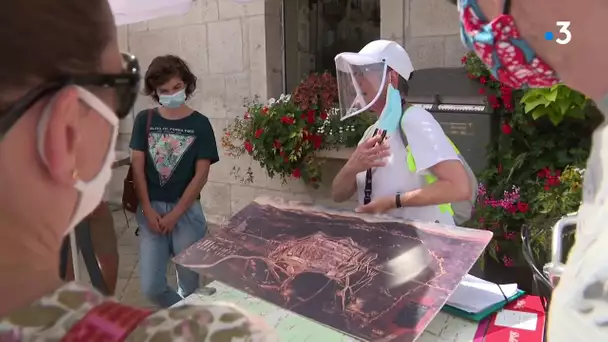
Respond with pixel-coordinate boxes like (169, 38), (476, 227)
(0, 282), (278, 341)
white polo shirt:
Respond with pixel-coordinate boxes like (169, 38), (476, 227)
(355, 106), (460, 225)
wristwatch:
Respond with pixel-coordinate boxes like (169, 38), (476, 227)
(395, 193), (403, 208)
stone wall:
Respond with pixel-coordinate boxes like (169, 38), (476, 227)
(111, 0), (464, 224)
(380, 0), (466, 69)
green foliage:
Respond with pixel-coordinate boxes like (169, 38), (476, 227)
(520, 85), (588, 125)
(462, 53), (591, 267)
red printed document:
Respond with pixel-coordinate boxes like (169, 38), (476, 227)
(474, 295), (546, 342)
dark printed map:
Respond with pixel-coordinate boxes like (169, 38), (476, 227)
(174, 197), (492, 341)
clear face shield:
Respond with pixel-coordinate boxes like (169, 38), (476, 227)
(335, 53), (388, 121)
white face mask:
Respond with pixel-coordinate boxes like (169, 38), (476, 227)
(37, 86), (119, 234)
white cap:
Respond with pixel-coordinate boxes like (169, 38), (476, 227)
(335, 40), (414, 80)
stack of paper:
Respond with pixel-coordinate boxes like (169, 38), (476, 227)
(446, 274), (520, 314)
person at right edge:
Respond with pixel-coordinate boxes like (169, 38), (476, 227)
(331, 39), (475, 226)
(130, 55), (218, 308)
(443, 0), (608, 340)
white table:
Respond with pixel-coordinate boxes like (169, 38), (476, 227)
(174, 281), (481, 341)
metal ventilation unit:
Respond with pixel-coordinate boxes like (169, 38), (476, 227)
(406, 67), (496, 174)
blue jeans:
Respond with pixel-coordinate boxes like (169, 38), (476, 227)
(136, 201), (207, 308)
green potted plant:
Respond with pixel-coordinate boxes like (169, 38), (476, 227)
(462, 52), (592, 290)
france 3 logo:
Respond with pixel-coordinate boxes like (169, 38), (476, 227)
(545, 21), (572, 45)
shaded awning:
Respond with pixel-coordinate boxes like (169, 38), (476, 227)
(109, 0), (194, 26)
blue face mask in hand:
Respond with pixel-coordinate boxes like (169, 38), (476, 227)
(158, 89), (186, 108)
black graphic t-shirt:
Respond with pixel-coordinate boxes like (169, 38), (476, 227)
(129, 109), (219, 203)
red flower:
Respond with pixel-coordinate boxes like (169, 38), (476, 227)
(487, 95), (500, 109)
(306, 110), (316, 124)
(548, 177), (561, 186)
(506, 204), (517, 214)
(504, 231), (516, 240)
(283, 157), (289, 163)
(273, 139), (281, 149)
(517, 202), (529, 213)
(478, 87), (485, 95)
(500, 85), (512, 96)
(467, 74), (476, 80)
(280, 151), (286, 157)
(310, 177), (318, 183)
(541, 169), (562, 189)
(254, 128), (264, 139)
(291, 168), (301, 178)
(261, 107), (268, 115)
(461, 56), (467, 65)
(244, 141), (253, 154)
(225, 131), (230, 136)
(320, 111), (328, 120)
(280, 116), (295, 125)
(497, 164), (503, 174)
(537, 169), (547, 178)
(305, 133), (323, 150)
(502, 255), (514, 267)
(479, 77), (487, 85)
(501, 123), (512, 135)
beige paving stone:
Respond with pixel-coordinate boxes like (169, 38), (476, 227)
(118, 254), (139, 279)
(207, 19), (244, 73)
(179, 24), (210, 76)
(409, 0), (460, 37)
(201, 0), (220, 23)
(380, 0), (404, 41)
(120, 278), (152, 307)
(224, 72), (252, 114)
(201, 182), (232, 216)
(444, 34), (469, 67)
(405, 36), (447, 69)
(218, 0), (265, 20)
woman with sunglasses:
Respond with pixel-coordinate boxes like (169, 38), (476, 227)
(0, 1), (276, 340)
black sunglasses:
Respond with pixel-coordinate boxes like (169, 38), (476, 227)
(0, 52), (140, 140)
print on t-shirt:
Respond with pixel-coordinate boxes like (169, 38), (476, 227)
(148, 127), (196, 186)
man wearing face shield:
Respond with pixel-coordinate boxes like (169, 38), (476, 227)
(331, 40), (473, 226)
(446, 0), (608, 340)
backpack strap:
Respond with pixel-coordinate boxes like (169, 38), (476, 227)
(146, 109), (153, 146)
(62, 302), (153, 342)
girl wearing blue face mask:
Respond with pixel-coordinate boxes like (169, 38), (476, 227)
(129, 55), (220, 308)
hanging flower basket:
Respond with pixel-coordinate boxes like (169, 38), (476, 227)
(221, 72), (376, 188)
